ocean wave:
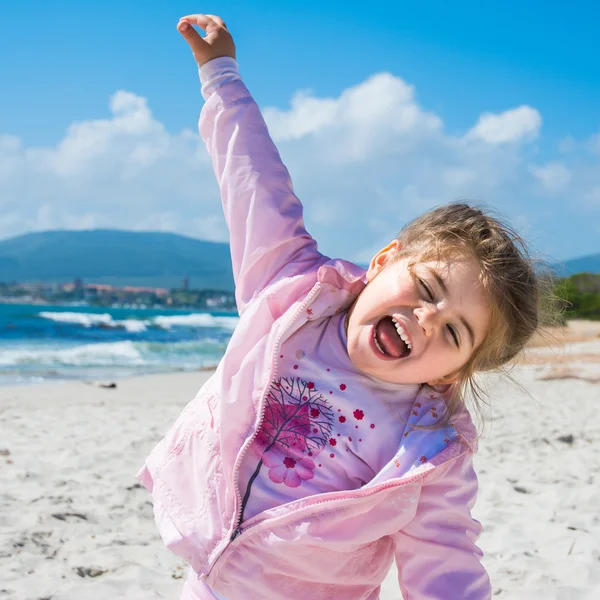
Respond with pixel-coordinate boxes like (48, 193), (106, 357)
(0, 341), (144, 367)
(0, 339), (227, 369)
(39, 311), (115, 327)
(38, 311), (147, 332)
(151, 314), (239, 330)
(38, 310), (238, 332)
(117, 319), (148, 333)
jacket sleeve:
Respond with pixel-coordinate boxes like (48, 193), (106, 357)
(393, 453), (492, 599)
(198, 57), (322, 314)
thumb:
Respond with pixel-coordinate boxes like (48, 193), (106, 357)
(177, 20), (209, 64)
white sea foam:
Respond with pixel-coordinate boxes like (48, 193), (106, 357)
(39, 311), (114, 328)
(115, 319), (148, 333)
(152, 313), (239, 330)
(0, 341), (144, 367)
(38, 311), (237, 332)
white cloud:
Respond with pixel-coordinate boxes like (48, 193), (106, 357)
(529, 162), (571, 193)
(588, 132), (600, 155)
(558, 135), (576, 154)
(585, 186), (600, 206)
(133, 211), (181, 233)
(466, 105), (542, 144)
(264, 73), (442, 163)
(1, 74), (599, 261)
(0, 89), (223, 242)
(442, 168), (475, 187)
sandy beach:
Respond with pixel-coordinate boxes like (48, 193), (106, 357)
(1, 322), (599, 599)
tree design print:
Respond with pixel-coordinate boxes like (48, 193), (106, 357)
(239, 377), (335, 521)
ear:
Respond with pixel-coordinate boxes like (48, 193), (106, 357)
(366, 239), (402, 282)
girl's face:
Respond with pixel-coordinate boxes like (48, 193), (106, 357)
(346, 241), (491, 386)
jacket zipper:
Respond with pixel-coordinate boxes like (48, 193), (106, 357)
(228, 283), (323, 542)
(229, 435), (466, 543)
(228, 467), (431, 549)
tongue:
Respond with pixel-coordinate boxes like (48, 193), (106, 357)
(376, 318), (408, 358)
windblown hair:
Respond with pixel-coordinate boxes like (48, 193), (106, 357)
(391, 202), (553, 419)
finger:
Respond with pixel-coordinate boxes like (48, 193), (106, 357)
(177, 19), (209, 55)
(205, 14), (227, 29)
(178, 14), (220, 33)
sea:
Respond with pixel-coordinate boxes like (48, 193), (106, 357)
(0, 303), (238, 386)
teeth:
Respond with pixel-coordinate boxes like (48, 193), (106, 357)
(374, 335), (385, 355)
(391, 317), (411, 349)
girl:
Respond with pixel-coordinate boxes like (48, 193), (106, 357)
(138, 14), (542, 600)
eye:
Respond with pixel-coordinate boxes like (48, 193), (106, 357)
(417, 278), (434, 302)
(447, 324), (460, 348)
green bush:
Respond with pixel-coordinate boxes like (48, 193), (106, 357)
(556, 273), (600, 320)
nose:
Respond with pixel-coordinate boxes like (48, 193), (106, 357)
(414, 303), (440, 337)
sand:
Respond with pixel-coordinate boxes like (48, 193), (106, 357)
(1, 322), (599, 599)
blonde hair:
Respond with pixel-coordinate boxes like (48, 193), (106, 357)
(392, 202), (550, 419)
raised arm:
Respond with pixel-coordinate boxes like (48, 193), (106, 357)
(393, 453), (492, 599)
(178, 15), (322, 313)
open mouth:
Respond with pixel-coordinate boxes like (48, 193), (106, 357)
(373, 316), (411, 359)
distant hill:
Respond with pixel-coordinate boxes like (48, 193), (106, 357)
(553, 253), (600, 277)
(0, 230), (234, 290)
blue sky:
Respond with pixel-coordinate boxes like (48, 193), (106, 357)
(1, 0), (599, 262)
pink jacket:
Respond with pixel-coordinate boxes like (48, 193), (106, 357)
(138, 58), (491, 600)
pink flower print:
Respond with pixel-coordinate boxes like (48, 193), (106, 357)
(262, 447), (315, 488)
(339, 415), (346, 423)
(255, 377), (336, 462)
(353, 409), (364, 420)
(412, 410), (419, 416)
(370, 424), (375, 429)
(415, 402), (422, 408)
(239, 377), (335, 521)
(306, 308), (313, 317)
(420, 456), (427, 464)
(340, 383), (347, 391)
(329, 438), (337, 446)
(257, 401), (311, 455)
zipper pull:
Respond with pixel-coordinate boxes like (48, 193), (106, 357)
(231, 527), (242, 541)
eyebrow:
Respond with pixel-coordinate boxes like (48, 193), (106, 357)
(430, 269), (448, 295)
(427, 267), (476, 348)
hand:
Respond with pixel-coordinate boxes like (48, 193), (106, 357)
(177, 14), (236, 66)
